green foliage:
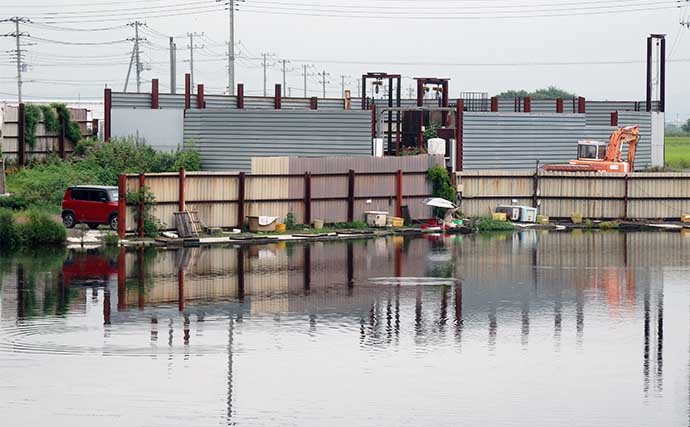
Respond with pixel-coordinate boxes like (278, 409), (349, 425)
(599, 221), (619, 230)
(333, 220), (368, 229)
(284, 212), (297, 230)
(399, 146), (427, 156)
(427, 165), (456, 203)
(0, 194), (28, 211)
(0, 208), (19, 249)
(24, 104), (42, 147)
(126, 186), (161, 238)
(423, 123), (441, 141)
(584, 219), (593, 228)
(496, 86), (577, 100)
(683, 117), (690, 134)
(39, 105), (60, 133)
(51, 103), (82, 144)
(74, 137), (98, 157)
(17, 211), (66, 247)
(476, 217), (516, 232)
(103, 233), (120, 246)
(6, 138), (202, 213)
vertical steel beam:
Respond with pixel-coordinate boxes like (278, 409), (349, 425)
(304, 172), (312, 225)
(197, 84), (205, 109)
(659, 37), (666, 113)
(104, 89), (112, 141)
(138, 173), (145, 238)
(117, 247), (127, 311)
(416, 79), (424, 107)
(556, 97), (564, 113)
(237, 172), (245, 229)
(184, 73), (191, 109)
(396, 170), (403, 217)
(179, 167), (186, 212)
(646, 36), (653, 112)
(118, 174), (126, 238)
(456, 99), (464, 171)
(92, 118), (99, 138)
(151, 78), (159, 109)
(237, 247), (245, 302)
(237, 83), (244, 109)
(310, 97), (318, 110)
(610, 111), (619, 127)
(524, 97), (531, 113)
(178, 268), (185, 312)
(577, 97), (586, 114)
(490, 96), (498, 112)
(274, 84), (282, 109)
(347, 169), (355, 222)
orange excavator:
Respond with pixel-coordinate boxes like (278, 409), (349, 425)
(544, 125), (640, 173)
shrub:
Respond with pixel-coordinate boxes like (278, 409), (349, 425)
(476, 216), (515, 232)
(103, 233), (120, 246)
(17, 211), (66, 247)
(599, 221), (620, 230)
(0, 194), (28, 211)
(285, 212), (297, 230)
(334, 221), (368, 229)
(0, 208), (19, 249)
(427, 165), (456, 203)
(74, 137), (98, 157)
(24, 104), (42, 147)
(126, 186), (161, 238)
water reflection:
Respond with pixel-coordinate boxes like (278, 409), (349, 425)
(0, 231), (688, 426)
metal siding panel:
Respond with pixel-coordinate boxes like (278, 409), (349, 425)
(618, 111), (652, 170)
(158, 94), (186, 109)
(205, 95), (238, 109)
(184, 109), (372, 172)
(111, 92), (151, 109)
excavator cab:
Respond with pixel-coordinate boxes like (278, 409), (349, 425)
(577, 141), (608, 161)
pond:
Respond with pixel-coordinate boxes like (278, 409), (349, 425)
(1, 230), (689, 426)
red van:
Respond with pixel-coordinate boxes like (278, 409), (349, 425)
(62, 186), (119, 230)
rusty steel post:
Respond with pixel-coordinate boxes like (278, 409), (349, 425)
(117, 174), (127, 239)
(490, 96), (498, 112)
(138, 173), (145, 238)
(237, 247), (245, 302)
(184, 73), (191, 109)
(274, 84), (282, 109)
(104, 89), (112, 141)
(578, 96), (586, 114)
(237, 83), (244, 109)
(237, 172), (246, 229)
(556, 98), (564, 113)
(197, 84), (205, 108)
(524, 97), (531, 113)
(178, 267), (185, 312)
(396, 170), (403, 218)
(646, 36), (653, 112)
(304, 172), (312, 226)
(151, 78), (159, 109)
(456, 99), (464, 172)
(179, 167), (186, 212)
(310, 97), (318, 110)
(610, 112), (619, 127)
(347, 169), (355, 223)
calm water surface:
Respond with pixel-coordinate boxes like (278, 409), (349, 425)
(1, 231), (689, 426)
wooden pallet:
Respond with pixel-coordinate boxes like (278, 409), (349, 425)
(174, 211), (203, 238)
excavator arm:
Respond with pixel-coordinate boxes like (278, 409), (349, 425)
(604, 125), (640, 168)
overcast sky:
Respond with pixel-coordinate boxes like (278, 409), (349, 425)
(1, 0), (689, 120)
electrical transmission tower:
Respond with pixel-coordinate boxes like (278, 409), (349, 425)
(1, 17), (30, 103)
(317, 70), (330, 99)
(125, 21), (146, 93)
(187, 32), (204, 90)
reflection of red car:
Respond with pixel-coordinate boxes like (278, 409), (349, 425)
(62, 185), (119, 230)
(62, 250), (118, 287)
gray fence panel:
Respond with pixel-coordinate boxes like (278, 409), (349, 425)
(530, 100), (558, 113)
(158, 94), (186, 109)
(205, 95), (238, 109)
(282, 98), (312, 109)
(111, 92), (151, 109)
(462, 113), (586, 170)
(244, 96), (276, 109)
(618, 111), (652, 169)
(184, 109), (372, 171)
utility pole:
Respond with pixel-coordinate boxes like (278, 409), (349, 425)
(281, 59), (290, 97)
(317, 70), (330, 99)
(1, 17), (29, 103)
(227, 0), (235, 95)
(187, 32), (204, 90)
(261, 53), (273, 96)
(125, 21), (146, 93)
(302, 64), (313, 98)
(356, 80), (361, 98)
(339, 75), (350, 98)
(169, 36), (176, 94)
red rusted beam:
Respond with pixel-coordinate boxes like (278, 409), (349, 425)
(178, 268), (185, 312)
(556, 98), (564, 113)
(179, 167), (186, 211)
(237, 172), (245, 229)
(91, 118), (99, 138)
(275, 84), (282, 109)
(151, 78), (159, 109)
(347, 169), (355, 222)
(104, 89), (112, 141)
(396, 170), (403, 217)
(456, 99), (464, 171)
(371, 103), (377, 139)
(490, 96), (498, 112)
(197, 84), (205, 109)
(138, 173), (145, 238)
(310, 96), (318, 110)
(237, 83), (244, 108)
(103, 287), (111, 325)
(304, 172), (312, 225)
(578, 96), (586, 114)
(610, 111), (619, 127)
(184, 73), (191, 109)
(118, 174), (126, 239)
(524, 96), (531, 113)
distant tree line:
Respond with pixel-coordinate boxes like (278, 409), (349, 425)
(495, 86), (577, 99)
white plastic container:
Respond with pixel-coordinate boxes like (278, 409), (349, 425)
(519, 207), (537, 223)
(495, 205), (521, 221)
(427, 138), (446, 155)
(365, 211), (388, 227)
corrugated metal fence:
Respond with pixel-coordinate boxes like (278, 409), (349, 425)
(121, 155), (441, 232)
(184, 109), (373, 171)
(458, 170), (690, 219)
(462, 112), (653, 171)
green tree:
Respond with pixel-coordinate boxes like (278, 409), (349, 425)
(496, 86), (577, 99)
(682, 117), (690, 134)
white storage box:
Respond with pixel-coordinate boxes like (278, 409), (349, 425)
(519, 207), (537, 223)
(495, 205), (521, 221)
(365, 211), (388, 227)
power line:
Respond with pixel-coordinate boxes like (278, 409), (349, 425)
(187, 32), (204, 90)
(0, 17), (30, 103)
(317, 70), (330, 99)
(302, 64), (314, 98)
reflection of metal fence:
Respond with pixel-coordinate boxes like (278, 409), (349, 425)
(458, 170), (690, 220)
(119, 160), (440, 234)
